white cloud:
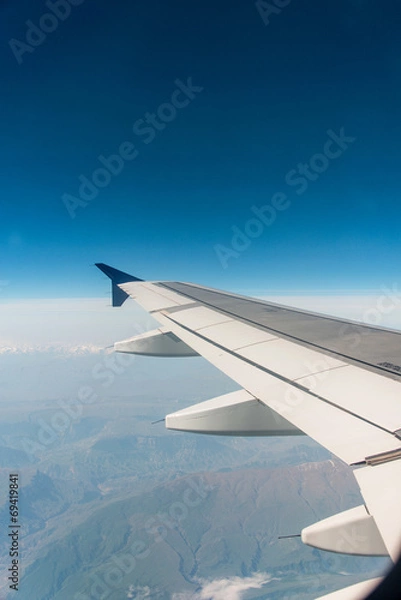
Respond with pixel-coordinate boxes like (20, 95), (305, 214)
(0, 343), (103, 355)
(0, 297), (155, 350)
(172, 573), (277, 600)
(127, 585), (152, 599)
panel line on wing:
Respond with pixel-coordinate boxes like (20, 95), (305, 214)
(158, 282), (401, 381)
(292, 364), (349, 381)
(159, 281), (401, 336)
(162, 311), (398, 438)
(234, 337), (279, 351)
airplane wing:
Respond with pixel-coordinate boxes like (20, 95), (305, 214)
(96, 263), (401, 599)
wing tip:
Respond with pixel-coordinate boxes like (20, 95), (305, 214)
(95, 263), (143, 284)
(95, 263), (143, 307)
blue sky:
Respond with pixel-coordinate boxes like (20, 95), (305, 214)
(1, 0), (401, 299)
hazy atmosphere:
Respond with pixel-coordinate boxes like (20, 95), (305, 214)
(1, 1), (401, 599)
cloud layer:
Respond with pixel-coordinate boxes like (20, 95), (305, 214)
(0, 343), (104, 355)
(173, 573), (277, 600)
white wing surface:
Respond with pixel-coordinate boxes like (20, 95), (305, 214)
(96, 263), (401, 599)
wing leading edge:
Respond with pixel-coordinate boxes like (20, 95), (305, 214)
(96, 264), (401, 598)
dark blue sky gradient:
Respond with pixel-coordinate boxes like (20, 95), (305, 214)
(1, 0), (401, 298)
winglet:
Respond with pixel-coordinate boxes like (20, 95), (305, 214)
(95, 263), (143, 307)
